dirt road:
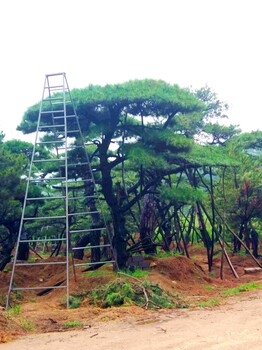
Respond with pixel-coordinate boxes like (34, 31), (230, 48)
(2, 291), (262, 350)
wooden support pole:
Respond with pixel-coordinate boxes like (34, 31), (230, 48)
(218, 238), (239, 279)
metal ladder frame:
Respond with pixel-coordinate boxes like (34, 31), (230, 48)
(6, 73), (116, 309)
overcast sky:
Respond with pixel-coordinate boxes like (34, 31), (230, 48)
(0, 0), (261, 141)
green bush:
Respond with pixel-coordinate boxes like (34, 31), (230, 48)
(61, 295), (82, 308)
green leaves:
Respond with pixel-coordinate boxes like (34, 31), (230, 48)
(124, 143), (169, 169)
(159, 182), (206, 206)
(142, 129), (193, 153)
(184, 143), (239, 167)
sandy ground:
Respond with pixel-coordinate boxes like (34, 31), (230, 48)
(2, 291), (262, 350)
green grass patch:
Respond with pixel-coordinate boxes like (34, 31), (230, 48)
(198, 298), (221, 308)
(208, 272), (216, 278)
(3, 264), (11, 272)
(11, 304), (21, 315)
(19, 319), (34, 331)
(118, 268), (149, 278)
(84, 270), (111, 278)
(4, 304), (21, 318)
(222, 282), (262, 297)
(203, 285), (214, 291)
(64, 320), (82, 329)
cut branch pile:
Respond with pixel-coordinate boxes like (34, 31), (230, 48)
(89, 273), (185, 309)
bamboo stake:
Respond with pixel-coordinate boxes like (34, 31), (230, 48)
(218, 238), (239, 278)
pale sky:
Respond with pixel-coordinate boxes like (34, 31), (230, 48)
(0, 0), (261, 141)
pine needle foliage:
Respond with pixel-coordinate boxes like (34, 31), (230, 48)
(124, 143), (170, 169)
(159, 182), (206, 205)
(184, 143), (240, 167)
(89, 278), (183, 309)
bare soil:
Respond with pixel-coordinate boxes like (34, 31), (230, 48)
(1, 246), (262, 348)
(1, 291), (262, 350)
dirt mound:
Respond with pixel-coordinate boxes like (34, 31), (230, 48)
(146, 255), (219, 297)
(152, 256), (210, 282)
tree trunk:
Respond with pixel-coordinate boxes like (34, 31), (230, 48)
(73, 235), (90, 260)
(0, 242), (12, 271)
(17, 231), (29, 261)
(98, 141), (130, 269)
(195, 202), (213, 271)
(0, 227), (18, 271)
(111, 209), (129, 268)
(251, 228), (259, 258)
(139, 192), (157, 254)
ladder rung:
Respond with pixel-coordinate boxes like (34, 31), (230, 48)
(26, 196), (66, 201)
(48, 88), (68, 92)
(45, 85), (67, 90)
(53, 115), (76, 119)
(24, 215), (66, 220)
(41, 110), (64, 114)
(33, 158), (65, 162)
(57, 146), (83, 150)
(12, 286), (66, 291)
(64, 178), (93, 184)
(36, 140), (64, 145)
(74, 260), (115, 267)
(72, 244), (111, 250)
(70, 227), (106, 233)
(44, 97), (64, 101)
(46, 72), (65, 77)
(20, 238), (66, 243)
(39, 124), (65, 129)
(47, 102), (70, 107)
(55, 130), (80, 134)
(30, 177), (66, 182)
(68, 211), (99, 216)
(15, 261), (67, 266)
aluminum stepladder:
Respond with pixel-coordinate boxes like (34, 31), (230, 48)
(6, 73), (116, 309)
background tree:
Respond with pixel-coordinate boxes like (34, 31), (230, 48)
(221, 131), (262, 253)
(0, 141), (29, 270)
